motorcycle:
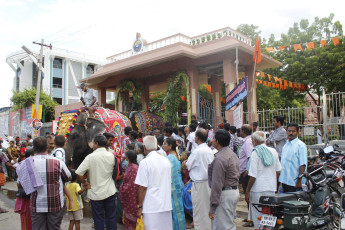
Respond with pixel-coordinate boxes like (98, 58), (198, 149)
(253, 157), (344, 230)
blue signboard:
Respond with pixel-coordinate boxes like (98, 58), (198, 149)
(225, 76), (248, 111)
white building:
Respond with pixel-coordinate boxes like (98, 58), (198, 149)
(6, 47), (112, 105)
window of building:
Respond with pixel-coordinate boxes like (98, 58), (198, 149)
(53, 98), (62, 105)
(52, 77), (62, 88)
(87, 64), (94, 76)
(53, 58), (63, 69)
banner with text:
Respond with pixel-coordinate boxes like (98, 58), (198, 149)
(225, 77), (248, 111)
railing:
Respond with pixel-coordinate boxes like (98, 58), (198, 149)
(107, 34), (191, 63)
(190, 28), (251, 46)
(106, 27), (251, 63)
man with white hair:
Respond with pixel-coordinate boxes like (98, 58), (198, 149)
(245, 131), (281, 230)
(135, 135), (173, 230)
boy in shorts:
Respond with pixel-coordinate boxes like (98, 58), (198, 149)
(66, 170), (90, 230)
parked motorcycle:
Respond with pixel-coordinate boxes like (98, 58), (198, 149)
(253, 157), (343, 230)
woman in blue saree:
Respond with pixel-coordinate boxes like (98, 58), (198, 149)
(163, 137), (186, 230)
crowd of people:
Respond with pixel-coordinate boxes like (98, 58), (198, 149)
(0, 114), (308, 230)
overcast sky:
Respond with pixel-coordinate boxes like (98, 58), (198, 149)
(0, 0), (344, 107)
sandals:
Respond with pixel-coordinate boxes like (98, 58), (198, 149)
(0, 208), (8, 213)
(186, 223), (194, 229)
(243, 221), (254, 227)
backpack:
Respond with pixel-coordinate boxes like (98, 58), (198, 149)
(112, 153), (121, 182)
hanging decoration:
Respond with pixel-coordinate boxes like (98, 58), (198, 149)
(262, 35), (343, 53)
(254, 72), (307, 92)
(56, 109), (81, 138)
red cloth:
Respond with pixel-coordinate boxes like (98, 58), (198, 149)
(119, 163), (139, 230)
(14, 197), (32, 230)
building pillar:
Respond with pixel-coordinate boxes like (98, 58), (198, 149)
(98, 87), (106, 107)
(245, 67), (258, 124)
(223, 57), (236, 125)
(210, 77), (222, 126)
(187, 66), (199, 121)
(140, 83), (150, 111)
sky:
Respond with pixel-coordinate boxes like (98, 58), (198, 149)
(0, 0), (344, 108)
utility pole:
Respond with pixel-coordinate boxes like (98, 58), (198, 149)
(32, 39), (52, 118)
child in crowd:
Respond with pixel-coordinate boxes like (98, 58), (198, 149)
(181, 151), (191, 185)
(66, 170), (89, 230)
(54, 135), (66, 162)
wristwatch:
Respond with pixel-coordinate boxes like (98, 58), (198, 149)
(137, 205), (142, 209)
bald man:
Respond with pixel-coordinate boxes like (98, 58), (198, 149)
(183, 128), (214, 230)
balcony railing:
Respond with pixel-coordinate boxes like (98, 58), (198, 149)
(106, 28), (251, 63)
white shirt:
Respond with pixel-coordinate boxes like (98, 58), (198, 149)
(157, 147), (167, 157)
(186, 132), (198, 153)
(135, 151), (172, 213)
(76, 147), (117, 201)
(54, 147), (65, 162)
(186, 143), (214, 182)
(317, 129), (322, 144)
(248, 144), (281, 192)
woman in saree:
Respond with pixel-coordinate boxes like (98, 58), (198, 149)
(163, 137), (186, 230)
(119, 150), (139, 230)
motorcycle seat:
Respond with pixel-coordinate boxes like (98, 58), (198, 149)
(286, 191), (312, 202)
(259, 193), (296, 205)
(325, 170), (335, 178)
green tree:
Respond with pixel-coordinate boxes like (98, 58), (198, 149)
(10, 88), (59, 122)
(263, 13), (344, 109)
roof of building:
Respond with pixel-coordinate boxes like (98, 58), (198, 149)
(81, 27), (282, 87)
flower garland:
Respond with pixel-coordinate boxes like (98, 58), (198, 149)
(56, 109), (81, 138)
(114, 79), (144, 108)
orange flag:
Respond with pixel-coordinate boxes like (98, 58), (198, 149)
(293, 44), (303, 52)
(289, 82), (293, 88)
(294, 83), (298, 88)
(307, 42), (315, 50)
(260, 72), (265, 79)
(253, 34), (262, 64)
(279, 46), (286, 50)
(265, 47), (275, 53)
(273, 76), (279, 82)
(263, 81), (267, 86)
(284, 80), (288, 90)
(259, 80), (262, 84)
(320, 40), (327, 47)
(298, 83), (301, 91)
(332, 37), (339, 46)
(272, 83), (276, 88)
(256, 79), (259, 83)
(268, 82), (272, 87)
(267, 74), (271, 81)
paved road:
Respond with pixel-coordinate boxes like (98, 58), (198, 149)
(0, 182), (254, 230)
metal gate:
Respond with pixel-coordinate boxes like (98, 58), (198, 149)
(243, 91), (345, 146)
(198, 93), (225, 127)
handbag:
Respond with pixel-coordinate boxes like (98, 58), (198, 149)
(0, 172), (5, 186)
(136, 216), (144, 230)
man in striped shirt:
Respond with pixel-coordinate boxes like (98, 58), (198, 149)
(30, 136), (71, 230)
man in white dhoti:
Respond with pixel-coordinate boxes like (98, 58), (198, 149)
(245, 131), (281, 229)
(135, 136), (173, 230)
(183, 128), (214, 230)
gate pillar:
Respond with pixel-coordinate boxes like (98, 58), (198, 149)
(245, 67), (258, 124)
(187, 66), (199, 121)
(223, 57), (236, 125)
(140, 82), (150, 112)
(210, 77), (223, 127)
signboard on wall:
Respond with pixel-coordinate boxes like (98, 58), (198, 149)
(233, 103), (243, 129)
(304, 127), (315, 136)
(225, 76), (248, 111)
